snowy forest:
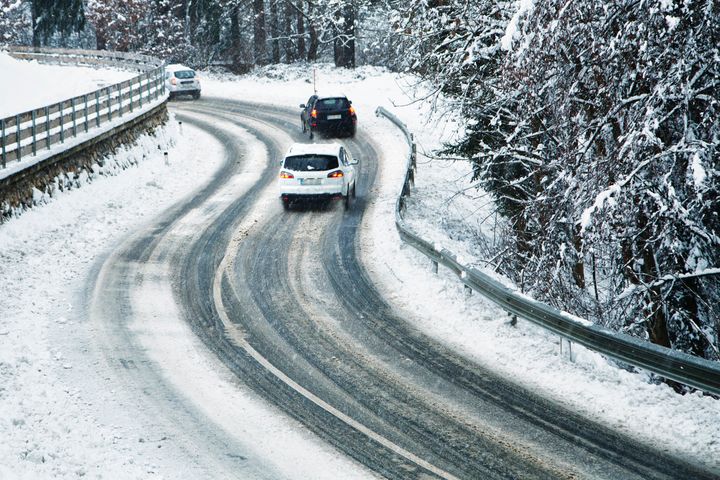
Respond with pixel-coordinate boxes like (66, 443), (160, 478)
(1, 0), (718, 367)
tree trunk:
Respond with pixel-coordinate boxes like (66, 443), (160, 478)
(306, 1), (318, 61)
(253, 0), (267, 65)
(269, 0), (280, 63)
(637, 207), (671, 348)
(677, 277), (706, 357)
(572, 225), (585, 289)
(333, 2), (355, 68)
(296, 2), (305, 60)
(283, 1), (294, 63)
(230, 6), (242, 70)
(182, 0), (190, 39)
(31, 0), (40, 47)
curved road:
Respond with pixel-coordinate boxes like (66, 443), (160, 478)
(88, 97), (717, 480)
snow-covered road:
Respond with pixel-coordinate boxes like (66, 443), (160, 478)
(1, 61), (718, 478)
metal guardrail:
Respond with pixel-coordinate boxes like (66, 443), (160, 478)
(1, 47), (166, 169)
(375, 105), (720, 396)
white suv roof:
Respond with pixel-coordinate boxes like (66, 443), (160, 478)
(285, 143), (342, 158)
(166, 63), (194, 72)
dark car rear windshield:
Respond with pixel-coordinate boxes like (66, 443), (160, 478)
(284, 154), (339, 171)
(173, 70), (195, 79)
(316, 98), (350, 111)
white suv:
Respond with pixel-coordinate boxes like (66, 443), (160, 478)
(278, 143), (358, 210)
(165, 64), (201, 99)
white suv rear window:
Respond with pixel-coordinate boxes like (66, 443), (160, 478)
(174, 70), (195, 79)
(284, 155), (339, 171)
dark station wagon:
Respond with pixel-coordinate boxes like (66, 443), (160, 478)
(300, 94), (357, 139)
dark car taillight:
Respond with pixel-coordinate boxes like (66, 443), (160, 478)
(280, 170), (294, 179)
(327, 170), (344, 178)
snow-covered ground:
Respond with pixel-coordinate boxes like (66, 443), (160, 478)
(1, 60), (718, 478)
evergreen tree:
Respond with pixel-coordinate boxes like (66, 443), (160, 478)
(31, 0), (85, 46)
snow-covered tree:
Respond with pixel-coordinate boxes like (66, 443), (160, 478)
(86, 0), (145, 52)
(140, 0), (189, 62)
(0, 0), (32, 45)
(392, 0), (719, 366)
(481, 0), (720, 363)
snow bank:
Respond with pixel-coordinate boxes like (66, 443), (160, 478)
(0, 51), (133, 118)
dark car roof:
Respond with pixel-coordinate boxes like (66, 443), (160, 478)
(316, 94), (348, 100)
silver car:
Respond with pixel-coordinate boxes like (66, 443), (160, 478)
(278, 143), (358, 210)
(165, 64), (201, 99)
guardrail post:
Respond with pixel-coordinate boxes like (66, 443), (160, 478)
(107, 87), (112, 122)
(59, 104), (64, 144)
(71, 98), (77, 137)
(560, 338), (574, 362)
(129, 81), (134, 113)
(31, 110), (37, 156)
(45, 106), (50, 149)
(432, 260), (439, 274)
(118, 83), (123, 116)
(15, 114), (21, 160)
(95, 91), (101, 127)
(146, 72), (151, 104)
(83, 93), (88, 133)
(1, 119), (5, 168)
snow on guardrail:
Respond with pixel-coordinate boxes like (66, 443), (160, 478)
(0, 47), (167, 172)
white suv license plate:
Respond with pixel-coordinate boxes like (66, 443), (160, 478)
(327, 114), (342, 120)
(301, 178), (322, 185)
